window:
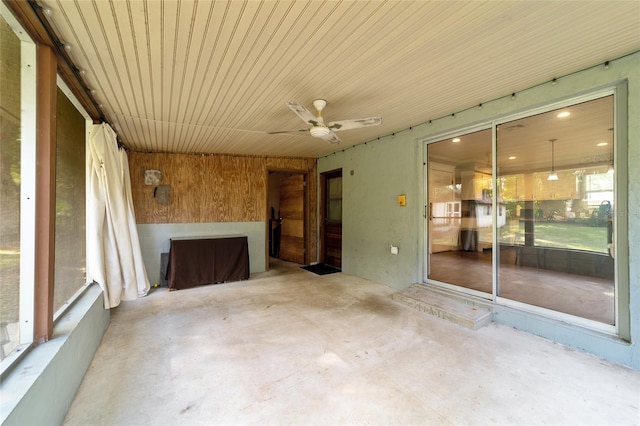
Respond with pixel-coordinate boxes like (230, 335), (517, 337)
(327, 176), (342, 222)
(0, 14), (22, 361)
(1, 6), (89, 371)
(585, 172), (614, 207)
(0, 10), (36, 365)
(54, 87), (87, 315)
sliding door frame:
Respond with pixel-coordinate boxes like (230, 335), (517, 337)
(421, 83), (629, 339)
(422, 122), (492, 301)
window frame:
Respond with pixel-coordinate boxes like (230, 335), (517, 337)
(52, 76), (92, 321)
(492, 86), (627, 338)
(0, 4), (93, 377)
(0, 2), (37, 375)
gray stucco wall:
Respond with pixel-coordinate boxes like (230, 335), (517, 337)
(137, 222), (267, 287)
(320, 140), (420, 289)
(318, 51), (639, 369)
(1, 285), (109, 425)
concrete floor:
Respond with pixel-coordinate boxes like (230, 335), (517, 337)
(64, 259), (640, 425)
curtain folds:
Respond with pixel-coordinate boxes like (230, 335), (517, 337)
(87, 123), (150, 308)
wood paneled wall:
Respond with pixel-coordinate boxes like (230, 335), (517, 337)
(128, 152), (317, 261)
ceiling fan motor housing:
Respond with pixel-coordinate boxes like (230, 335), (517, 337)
(309, 99), (330, 137)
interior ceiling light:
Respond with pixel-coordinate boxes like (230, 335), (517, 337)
(597, 142), (608, 146)
(557, 111), (570, 118)
(452, 138), (461, 143)
(310, 126), (330, 138)
(508, 156), (517, 160)
(548, 138), (559, 181)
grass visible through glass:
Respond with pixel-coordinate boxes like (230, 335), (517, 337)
(500, 220), (608, 253)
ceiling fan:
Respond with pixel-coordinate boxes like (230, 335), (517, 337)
(273, 99), (382, 144)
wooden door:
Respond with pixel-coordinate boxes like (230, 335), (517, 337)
(321, 170), (342, 269)
(278, 174), (305, 264)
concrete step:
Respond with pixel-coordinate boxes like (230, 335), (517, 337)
(391, 284), (492, 330)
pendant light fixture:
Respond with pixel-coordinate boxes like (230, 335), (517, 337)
(548, 138), (559, 181)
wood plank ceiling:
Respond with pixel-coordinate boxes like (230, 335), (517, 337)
(37, 0), (640, 158)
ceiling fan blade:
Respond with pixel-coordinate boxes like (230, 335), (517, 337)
(322, 131), (341, 145)
(267, 129), (308, 135)
(328, 117), (382, 131)
(286, 101), (317, 125)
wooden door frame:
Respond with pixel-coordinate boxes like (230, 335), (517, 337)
(265, 169), (309, 270)
(320, 168), (342, 265)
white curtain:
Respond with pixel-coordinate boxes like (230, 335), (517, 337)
(87, 123), (150, 308)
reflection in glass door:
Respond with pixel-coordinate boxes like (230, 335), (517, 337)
(427, 129), (493, 295)
(429, 162), (459, 253)
(425, 94), (617, 328)
(496, 95), (615, 325)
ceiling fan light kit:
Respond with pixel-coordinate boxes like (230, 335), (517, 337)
(282, 99), (382, 145)
(310, 126), (331, 138)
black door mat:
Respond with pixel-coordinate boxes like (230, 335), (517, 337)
(301, 263), (341, 275)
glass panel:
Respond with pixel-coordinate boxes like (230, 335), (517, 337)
(54, 88), (86, 314)
(0, 15), (22, 360)
(427, 129), (493, 294)
(497, 95), (615, 324)
(327, 176), (342, 222)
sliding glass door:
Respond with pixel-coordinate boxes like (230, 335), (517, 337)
(426, 92), (618, 329)
(496, 95), (615, 325)
(427, 128), (493, 296)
